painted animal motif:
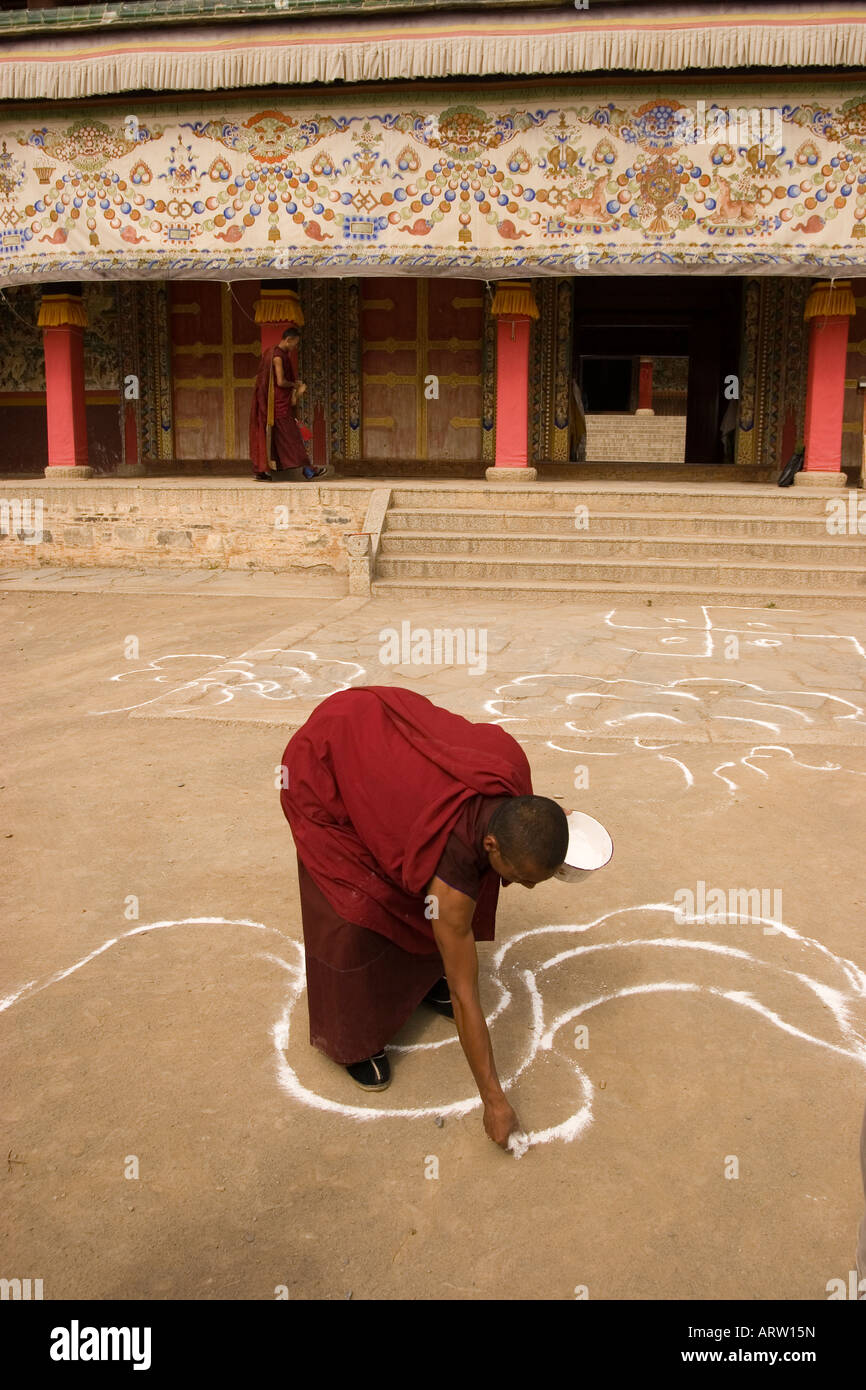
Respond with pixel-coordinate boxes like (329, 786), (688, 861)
(497, 218), (530, 240)
(565, 175), (612, 222)
(708, 175), (757, 223)
(793, 214), (825, 234)
(303, 219), (332, 241)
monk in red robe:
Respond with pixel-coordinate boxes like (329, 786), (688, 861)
(280, 686), (570, 1149)
(249, 325), (329, 481)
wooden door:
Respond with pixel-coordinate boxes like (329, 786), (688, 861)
(170, 281), (260, 460)
(361, 278), (483, 463)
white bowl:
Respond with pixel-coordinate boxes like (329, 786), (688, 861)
(554, 811), (613, 882)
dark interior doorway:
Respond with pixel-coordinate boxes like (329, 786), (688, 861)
(571, 276), (743, 463)
(581, 357), (634, 413)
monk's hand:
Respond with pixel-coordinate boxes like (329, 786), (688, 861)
(483, 1095), (520, 1149)
(295, 381), (307, 398)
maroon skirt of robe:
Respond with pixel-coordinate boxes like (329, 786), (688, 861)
(295, 789), (508, 1064)
(297, 857), (444, 1064)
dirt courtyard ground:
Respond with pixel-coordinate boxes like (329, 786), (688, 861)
(2, 568), (866, 1301)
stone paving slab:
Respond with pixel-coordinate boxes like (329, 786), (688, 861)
(103, 591), (866, 746)
(0, 566), (347, 599)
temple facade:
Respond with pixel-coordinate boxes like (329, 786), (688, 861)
(1, 0), (866, 486)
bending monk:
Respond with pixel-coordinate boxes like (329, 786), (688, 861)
(279, 686), (569, 1149)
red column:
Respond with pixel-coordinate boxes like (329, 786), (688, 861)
(798, 280), (855, 487)
(258, 320), (299, 386)
(259, 321), (284, 355)
(38, 294), (92, 477)
(494, 316), (531, 467)
(636, 357), (654, 415)
(486, 281), (539, 481)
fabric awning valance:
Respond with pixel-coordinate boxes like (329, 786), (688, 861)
(2, 5), (866, 102)
(3, 77), (866, 283)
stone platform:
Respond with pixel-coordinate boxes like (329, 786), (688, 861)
(1, 474), (863, 608)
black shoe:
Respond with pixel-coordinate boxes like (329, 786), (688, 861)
(423, 977), (454, 1019)
(253, 472), (273, 481)
(345, 1050), (391, 1091)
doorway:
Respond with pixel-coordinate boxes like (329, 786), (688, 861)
(360, 277), (484, 462)
(581, 356), (634, 414)
(571, 276), (743, 464)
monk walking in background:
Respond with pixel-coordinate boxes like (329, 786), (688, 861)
(249, 324), (329, 481)
(279, 686), (570, 1149)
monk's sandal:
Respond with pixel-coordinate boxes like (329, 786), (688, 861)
(345, 1050), (391, 1091)
(423, 977), (455, 1020)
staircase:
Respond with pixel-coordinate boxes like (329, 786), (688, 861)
(585, 413), (687, 463)
(372, 480), (866, 607)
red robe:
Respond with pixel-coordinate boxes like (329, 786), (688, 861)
(280, 686), (533, 955)
(249, 344), (311, 474)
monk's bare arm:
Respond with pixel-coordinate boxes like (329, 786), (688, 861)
(273, 355), (286, 387)
(427, 875), (519, 1146)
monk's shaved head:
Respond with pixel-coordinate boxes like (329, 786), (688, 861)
(487, 796), (568, 877)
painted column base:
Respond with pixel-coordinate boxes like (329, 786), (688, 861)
(43, 465), (94, 478)
(485, 466), (538, 482)
(635, 408), (655, 417)
(794, 470), (846, 488)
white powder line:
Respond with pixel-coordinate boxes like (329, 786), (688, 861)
(273, 994), (484, 1124)
(654, 752), (695, 787)
(5, 902), (865, 1154)
(733, 699), (812, 723)
(544, 741), (620, 757)
(388, 979), (513, 1054)
(495, 906), (866, 1002)
(0, 917), (301, 1016)
(90, 675), (219, 716)
(273, 963), (594, 1151)
(536, 937), (757, 974)
(108, 653), (230, 679)
(605, 711), (687, 726)
(541, 981), (865, 1065)
(530, 938), (865, 1054)
(94, 646), (366, 715)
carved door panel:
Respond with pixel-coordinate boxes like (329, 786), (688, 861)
(361, 277), (483, 462)
(170, 281), (259, 460)
(426, 279), (483, 461)
(361, 278), (418, 460)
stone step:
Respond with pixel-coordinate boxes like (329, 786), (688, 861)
(587, 450), (687, 462)
(370, 576), (866, 609)
(383, 508), (848, 538)
(375, 551), (866, 590)
(387, 485), (848, 516)
(379, 530), (866, 563)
